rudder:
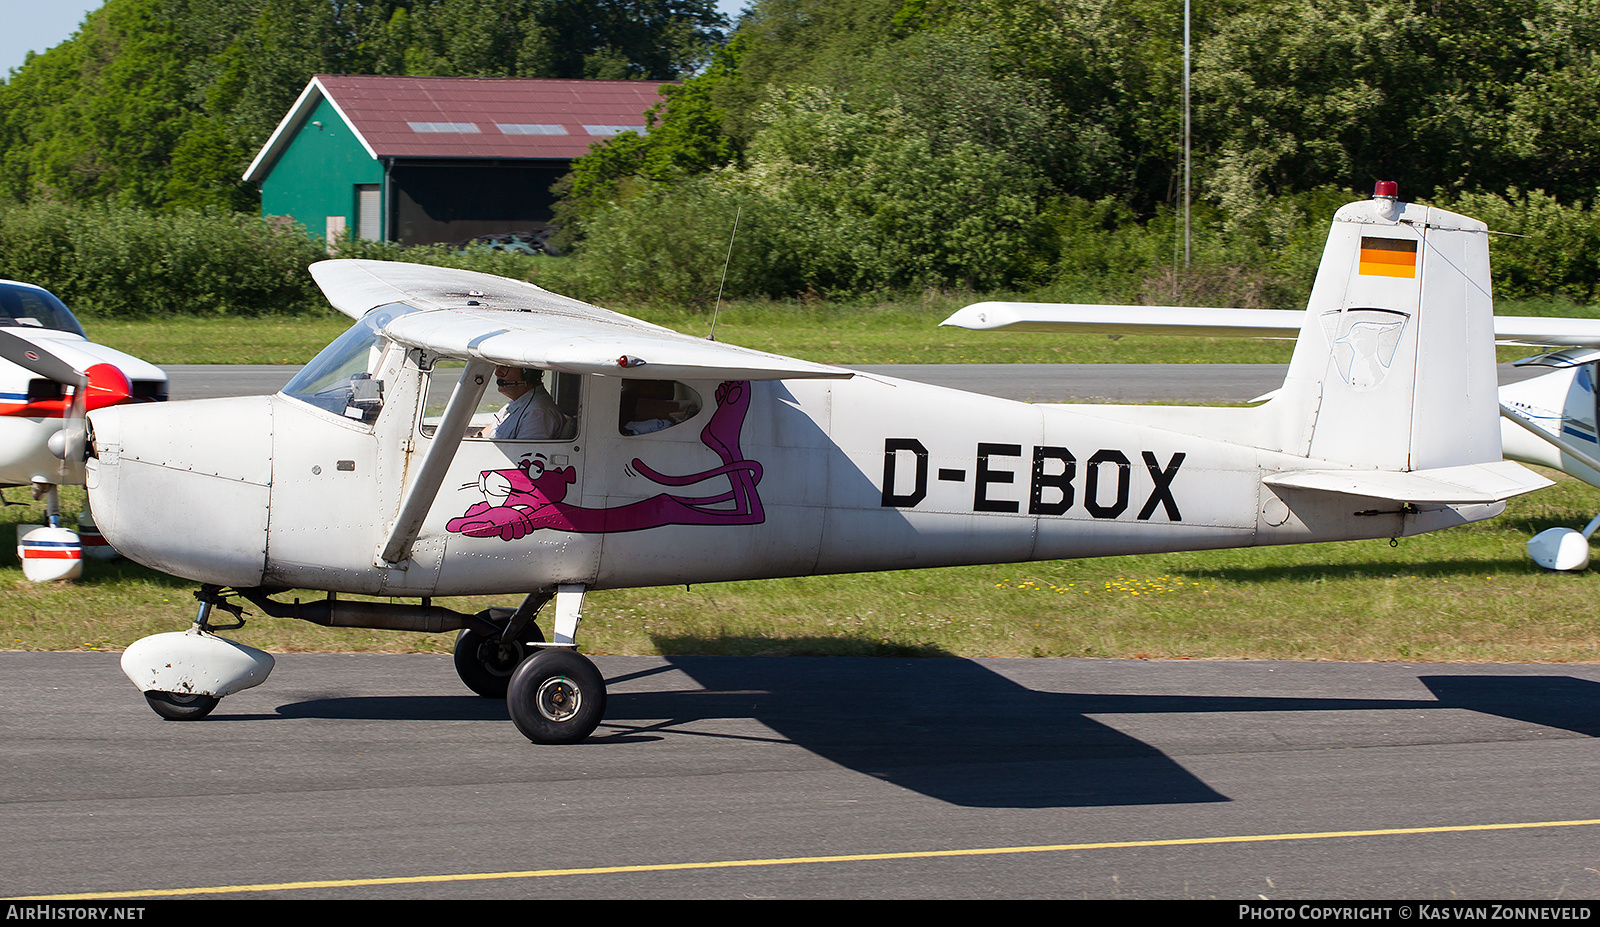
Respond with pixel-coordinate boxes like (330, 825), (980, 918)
(1268, 184), (1499, 471)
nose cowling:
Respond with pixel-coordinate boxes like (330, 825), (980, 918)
(87, 397), (274, 587)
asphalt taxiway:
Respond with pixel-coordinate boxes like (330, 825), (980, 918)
(3, 653), (1598, 899)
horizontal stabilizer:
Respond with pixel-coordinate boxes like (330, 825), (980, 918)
(1263, 461), (1551, 504)
(942, 301), (1600, 349)
(943, 302), (1301, 338)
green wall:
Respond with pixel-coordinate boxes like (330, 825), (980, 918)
(259, 97), (384, 240)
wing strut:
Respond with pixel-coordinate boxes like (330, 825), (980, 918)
(377, 360), (493, 566)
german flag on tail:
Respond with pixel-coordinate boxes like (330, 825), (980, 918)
(1359, 237), (1418, 278)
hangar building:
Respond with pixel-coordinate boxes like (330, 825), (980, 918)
(243, 74), (670, 246)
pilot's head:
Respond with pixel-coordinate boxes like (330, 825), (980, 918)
(494, 366), (540, 401)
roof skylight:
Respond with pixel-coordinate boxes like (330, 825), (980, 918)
(497, 124), (569, 135)
(408, 122), (481, 134)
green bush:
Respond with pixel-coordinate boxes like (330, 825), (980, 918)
(0, 202), (580, 317)
(567, 174), (770, 305)
(1439, 190), (1600, 304)
(0, 201), (325, 316)
(4, 189), (1599, 322)
(568, 90), (1057, 302)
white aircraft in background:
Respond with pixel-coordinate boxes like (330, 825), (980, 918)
(943, 203), (1600, 572)
(0, 280), (168, 580)
(90, 186), (1549, 742)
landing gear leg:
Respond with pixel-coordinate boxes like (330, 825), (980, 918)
(506, 585), (606, 744)
(34, 482), (60, 527)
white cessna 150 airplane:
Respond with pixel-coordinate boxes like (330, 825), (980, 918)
(0, 280), (168, 580)
(92, 186), (1550, 743)
(944, 186), (1600, 572)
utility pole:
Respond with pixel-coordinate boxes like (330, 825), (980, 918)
(1184, 0), (1191, 267)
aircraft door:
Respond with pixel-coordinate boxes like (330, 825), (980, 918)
(265, 324), (422, 594)
(1562, 362), (1600, 452)
(416, 361), (598, 595)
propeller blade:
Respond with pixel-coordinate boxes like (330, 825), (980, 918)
(0, 330), (112, 479)
(61, 371), (88, 474)
(0, 328), (82, 385)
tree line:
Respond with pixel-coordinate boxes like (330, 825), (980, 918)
(0, 0), (726, 211)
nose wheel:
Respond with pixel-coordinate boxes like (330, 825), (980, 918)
(144, 690), (220, 721)
(125, 587), (273, 721)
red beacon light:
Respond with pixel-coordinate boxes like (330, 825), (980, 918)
(1372, 181), (1401, 219)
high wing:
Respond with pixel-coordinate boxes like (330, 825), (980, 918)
(310, 259), (850, 567)
(311, 260), (852, 382)
(942, 301), (1600, 348)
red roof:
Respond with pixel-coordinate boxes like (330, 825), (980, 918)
(245, 75), (673, 181)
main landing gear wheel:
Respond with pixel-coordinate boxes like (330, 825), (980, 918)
(144, 691), (220, 721)
(453, 624), (544, 699)
(506, 649), (606, 744)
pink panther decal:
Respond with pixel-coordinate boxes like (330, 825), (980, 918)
(446, 380), (764, 541)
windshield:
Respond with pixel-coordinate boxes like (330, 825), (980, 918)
(0, 283), (86, 336)
(283, 302), (418, 422)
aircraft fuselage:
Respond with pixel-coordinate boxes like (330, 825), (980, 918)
(85, 356), (1483, 598)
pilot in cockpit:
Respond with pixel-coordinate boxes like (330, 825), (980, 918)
(488, 365), (565, 440)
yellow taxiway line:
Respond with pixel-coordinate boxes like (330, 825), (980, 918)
(14, 817), (1600, 900)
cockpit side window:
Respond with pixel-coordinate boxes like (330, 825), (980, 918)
(619, 380), (703, 435)
(421, 360), (581, 441)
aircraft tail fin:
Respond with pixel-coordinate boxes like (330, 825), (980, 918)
(1265, 185), (1502, 472)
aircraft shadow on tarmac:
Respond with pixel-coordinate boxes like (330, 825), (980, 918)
(617, 658), (1600, 809)
(1418, 675), (1600, 738)
(271, 654), (1600, 810)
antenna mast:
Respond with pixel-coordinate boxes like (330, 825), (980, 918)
(708, 207), (741, 342)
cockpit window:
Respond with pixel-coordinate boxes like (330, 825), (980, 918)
(283, 302), (418, 423)
(421, 360), (581, 440)
(0, 283), (86, 336)
(619, 380), (702, 435)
